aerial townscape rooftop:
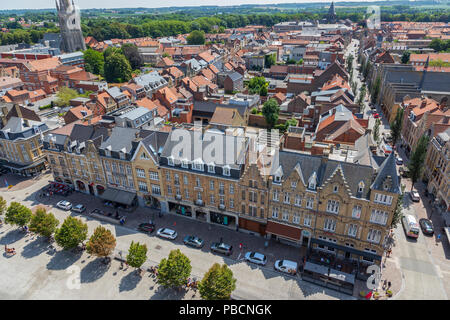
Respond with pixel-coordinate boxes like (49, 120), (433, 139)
(0, 0), (449, 310)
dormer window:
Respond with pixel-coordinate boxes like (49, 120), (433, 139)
(274, 175), (281, 183)
(168, 156), (174, 166)
(208, 163), (215, 173)
(307, 171), (317, 190)
(105, 149), (111, 157)
(358, 181), (365, 193)
(193, 159), (204, 171)
(119, 151), (125, 160)
(181, 159), (189, 168)
(291, 181), (297, 189)
(223, 166), (231, 176)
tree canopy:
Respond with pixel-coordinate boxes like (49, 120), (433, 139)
(408, 135), (430, 191)
(29, 207), (59, 238)
(198, 263), (236, 300)
(83, 48), (104, 75)
(121, 43), (144, 70)
(86, 226), (117, 260)
(104, 52), (133, 83)
(55, 216), (88, 250)
(5, 202), (32, 227)
(262, 98), (280, 129)
(187, 30), (205, 45)
(126, 241), (148, 270)
(157, 249), (192, 289)
(55, 87), (78, 107)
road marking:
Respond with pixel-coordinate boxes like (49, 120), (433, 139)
(237, 253), (241, 260)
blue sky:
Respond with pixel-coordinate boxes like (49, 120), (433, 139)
(3, 0), (379, 10)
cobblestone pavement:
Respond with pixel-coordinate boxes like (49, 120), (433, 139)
(1, 174), (355, 300)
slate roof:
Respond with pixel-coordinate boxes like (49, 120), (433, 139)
(370, 152), (401, 194)
(99, 127), (152, 156)
(270, 150), (377, 199)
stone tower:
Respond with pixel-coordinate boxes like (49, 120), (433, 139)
(56, 0), (86, 53)
(327, 2), (337, 23)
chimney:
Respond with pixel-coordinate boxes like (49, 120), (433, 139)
(15, 104), (22, 118)
(420, 99), (427, 109)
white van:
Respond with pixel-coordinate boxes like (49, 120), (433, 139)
(402, 215), (420, 239)
(274, 259), (298, 275)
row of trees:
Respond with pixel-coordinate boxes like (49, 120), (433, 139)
(0, 199), (236, 299)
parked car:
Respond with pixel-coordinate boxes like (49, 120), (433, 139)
(138, 223), (155, 233)
(419, 218), (434, 236)
(56, 200), (72, 210)
(156, 228), (177, 240)
(210, 242), (233, 256)
(396, 157), (403, 165)
(410, 190), (420, 202)
(274, 259), (298, 275)
(183, 235), (204, 248)
(244, 251), (267, 266)
(72, 204), (86, 213)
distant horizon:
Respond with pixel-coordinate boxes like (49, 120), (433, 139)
(0, 0), (432, 11)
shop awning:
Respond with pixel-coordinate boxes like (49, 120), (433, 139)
(266, 221), (301, 241)
(2, 159), (46, 170)
(304, 261), (355, 284)
(311, 238), (382, 261)
(99, 188), (136, 206)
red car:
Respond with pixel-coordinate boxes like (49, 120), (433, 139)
(373, 113), (379, 118)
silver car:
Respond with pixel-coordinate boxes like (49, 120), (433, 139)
(72, 204), (86, 213)
(244, 251), (267, 266)
(156, 228), (178, 240)
(56, 200), (72, 211)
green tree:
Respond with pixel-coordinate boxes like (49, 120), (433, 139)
(373, 118), (381, 143)
(262, 98), (280, 129)
(357, 85), (366, 108)
(0, 196), (6, 216)
(408, 135), (430, 191)
(5, 202), (32, 228)
(87, 226), (117, 262)
(264, 53), (276, 68)
(390, 108), (404, 147)
(391, 186), (404, 229)
(29, 207), (59, 239)
(346, 54), (354, 72)
(83, 48), (104, 75)
(121, 43), (144, 70)
(103, 47), (123, 61)
(198, 263), (236, 300)
(371, 75), (381, 104)
(104, 53), (132, 83)
(126, 241), (147, 270)
(157, 249), (192, 289)
(187, 30), (205, 45)
(401, 51), (411, 64)
(55, 87), (78, 107)
(286, 58), (296, 64)
(296, 58), (303, 65)
(55, 216), (88, 250)
(248, 76), (268, 96)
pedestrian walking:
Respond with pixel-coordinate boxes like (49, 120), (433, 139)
(387, 281), (391, 289)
